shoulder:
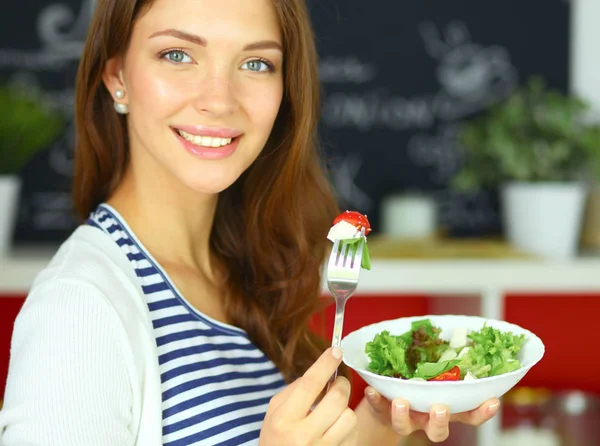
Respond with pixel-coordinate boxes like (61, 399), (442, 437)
(23, 224), (151, 336)
(28, 224), (145, 310)
(32, 225), (136, 293)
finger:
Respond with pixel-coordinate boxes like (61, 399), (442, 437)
(267, 379), (299, 413)
(424, 404), (450, 443)
(364, 386), (390, 418)
(450, 398), (501, 426)
(306, 376), (351, 436)
(340, 427), (359, 446)
(283, 347), (343, 418)
(320, 408), (357, 445)
(390, 399), (414, 437)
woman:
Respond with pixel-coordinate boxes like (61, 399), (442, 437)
(0, 0), (500, 444)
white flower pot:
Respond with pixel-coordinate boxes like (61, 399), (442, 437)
(501, 182), (589, 259)
(0, 175), (22, 257)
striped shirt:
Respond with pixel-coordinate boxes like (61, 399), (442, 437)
(87, 204), (286, 446)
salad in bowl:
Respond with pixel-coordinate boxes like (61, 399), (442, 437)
(366, 317), (526, 382)
(341, 316), (545, 413)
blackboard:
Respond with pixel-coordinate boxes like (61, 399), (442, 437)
(0, 0), (571, 243)
(0, 0), (92, 243)
(308, 0), (571, 235)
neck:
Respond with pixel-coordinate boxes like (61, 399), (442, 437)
(106, 161), (219, 277)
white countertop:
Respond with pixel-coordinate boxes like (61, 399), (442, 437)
(2, 245), (600, 296)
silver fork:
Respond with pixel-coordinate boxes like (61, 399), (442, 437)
(326, 227), (366, 389)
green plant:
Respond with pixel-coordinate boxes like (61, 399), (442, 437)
(0, 86), (65, 175)
(452, 76), (600, 190)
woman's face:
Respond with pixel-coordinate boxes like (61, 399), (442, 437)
(107, 0), (284, 194)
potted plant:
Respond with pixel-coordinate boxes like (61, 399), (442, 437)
(452, 76), (600, 259)
(0, 85), (64, 257)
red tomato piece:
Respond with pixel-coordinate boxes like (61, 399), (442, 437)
(333, 210), (372, 235)
(427, 366), (461, 382)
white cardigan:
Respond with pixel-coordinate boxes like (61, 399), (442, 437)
(0, 225), (164, 446)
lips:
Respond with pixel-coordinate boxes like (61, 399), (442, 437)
(172, 127), (241, 160)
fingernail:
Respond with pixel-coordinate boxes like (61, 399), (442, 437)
(435, 409), (448, 421)
(394, 402), (407, 414)
(487, 402), (500, 414)
(331, 347), (343, 359)
(366, 388), (376, 399)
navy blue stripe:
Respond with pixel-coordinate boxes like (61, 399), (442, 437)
(213, 429), (261, 446)
(97, 213), (112, 223)
(116, 237), (134, 247)
(135, 266), (158, 278)
(159, 342), (255, 365)
(142, 281), (170, 294)
(163, 369), (279, 401)
(156, 329), (222, 347)
(161, 355), (270, 383)
(127, 251), (146, 262)
(163, 380), (285, 419)
(104, 223), (120, 234)
(152, 314), (197, 329)
(163, 396), (270, 435)
(148, 298), (180, 312)
(164, 413), (265, 446)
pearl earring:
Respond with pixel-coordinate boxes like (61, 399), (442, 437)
(113, 102), (129, 114)
(113, 89), (129, 114)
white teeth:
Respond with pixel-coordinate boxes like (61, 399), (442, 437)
(177, 129), (233, 147)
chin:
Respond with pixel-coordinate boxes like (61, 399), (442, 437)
(180, 168), (242, 195)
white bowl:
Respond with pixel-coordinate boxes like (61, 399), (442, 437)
(341, 314), (545, 413)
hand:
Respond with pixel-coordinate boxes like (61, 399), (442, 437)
(259, 347), (358, 446)
(363, 386), (500, 443)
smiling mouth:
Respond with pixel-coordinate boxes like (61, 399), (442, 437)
(173, 128), (238, 148)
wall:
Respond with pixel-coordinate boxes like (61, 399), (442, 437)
(571, 0), (600, 116)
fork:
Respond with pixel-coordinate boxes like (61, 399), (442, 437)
(326, 227), (366, 390)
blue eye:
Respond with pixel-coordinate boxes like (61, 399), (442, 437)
(241, 59), (273, 72)
(162, 50), (193, 64)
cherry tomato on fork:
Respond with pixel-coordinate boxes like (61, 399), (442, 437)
(333, 210), (372, 235)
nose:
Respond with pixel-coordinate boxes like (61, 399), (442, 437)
(192, 72), (239, 118)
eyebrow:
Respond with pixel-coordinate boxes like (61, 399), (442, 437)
(149, 29), (283, 52)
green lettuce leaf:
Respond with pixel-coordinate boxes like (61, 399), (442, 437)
(365, 330), (410, 378)
(340, 237), (371, 270)
(456, 347), (493, 378)
(413, 360), (462, 380)
(404, 320), (449, 373)
(457, 324), (525, 378)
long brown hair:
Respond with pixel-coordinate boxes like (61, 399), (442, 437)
(74, 0), (346, 382)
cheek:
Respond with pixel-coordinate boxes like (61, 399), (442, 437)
(244, 82), (283, 129)
(128, 66), (190, 117)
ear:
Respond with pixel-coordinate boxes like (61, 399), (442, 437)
(103, 56), (128, 104)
